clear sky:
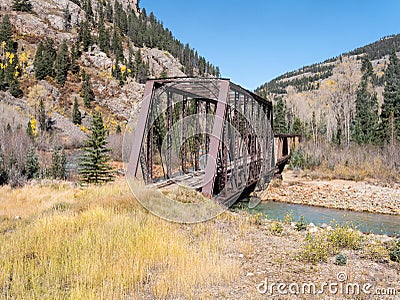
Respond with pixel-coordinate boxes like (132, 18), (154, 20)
(140, 0), (400, 91)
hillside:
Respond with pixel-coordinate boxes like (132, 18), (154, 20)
(255, 34), (400, 142)
(0, 0), (220, 186)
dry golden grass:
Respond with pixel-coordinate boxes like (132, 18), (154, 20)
(291, 141), (400, 182)
(0, 180), (239, 299)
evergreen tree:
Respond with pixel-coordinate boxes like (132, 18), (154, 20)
(9, 79), (23, 98)
(116, 124), (121, 134)
(105, 1), (113, 23)
(59, 148), (67, 179)
(273, 96), (288, 134)
(79, 21), (92, 51)
(290, 116), (302, 135)
(134, 49), (148, 84)
(54, 41), (70, 85)
(352, 61), (377, 144)
(38, 98), (46, 132)
(380, 50), (400, 142)
(70, 41), (81, 74)
(0, 146), (9, 185)
(26, 119), (34, 137)
(111, 27), (124, 62)
(352, 58), (379, 144)
(98, 5), (110, 53)
(80, 69), (95, 107)
(24, 146), (40, 180)
(84, 0), (93, 23)
(72, 97), (82, 125)
(50, 148), (59, 178)
(63, 4), (72, 31)
(50, 148), (67, 179)
(34, 39), (56, 80)
(160, 67), (167, 78)
(12, 0), (33, 12)
(0, 15), (15, 52)
(79, 110), (114, 184)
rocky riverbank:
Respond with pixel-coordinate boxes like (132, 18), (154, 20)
(261, 171), (400, 215)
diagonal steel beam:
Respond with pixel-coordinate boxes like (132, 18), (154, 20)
(201, 79), (229, 197)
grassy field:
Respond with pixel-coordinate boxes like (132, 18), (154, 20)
(1, 179), (399, 299)
(0, 180), (239, 299)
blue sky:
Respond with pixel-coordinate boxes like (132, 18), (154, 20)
(140, 0), (400, 90)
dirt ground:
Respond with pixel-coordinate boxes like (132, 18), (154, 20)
(204, 171), (400, 299)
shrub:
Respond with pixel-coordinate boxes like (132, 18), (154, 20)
(289, 147), (321, 170)
(299, 225), (364, 264)
(283, 210), (294, 223)
(327, 224), (363, 251)
(390, 239), (400, 262)
(295, 216), (307, 231)
(269, 222), (284, 235)
(334, 253), (348, 266)
(300, 232), (330, 263)
(362, 239), (390, 262)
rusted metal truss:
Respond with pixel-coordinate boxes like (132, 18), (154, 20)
(127, 77), (277, 204)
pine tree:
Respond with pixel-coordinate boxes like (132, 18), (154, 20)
(111, 27), (124, 62)
(160, 67), (167, 78)
(70, 41), (81, 74)
(98, 5), (109, 53)
(79, 21), (92, 51)
(273, 96), (288, 134)
(63, 4), (72, 31)
(12, 0), (33, 12)
(0, 15), (15, 52)
(38, 98), (46, 132)
(380, 50), (400, 142)
(79, 110), (114, 184)
(26, 119), (34, 137)
(54, 41), (70, 86)
(0, 146), (9, 185)
(105, 1), (113, 23)
(59, 148), (67, 179)
(72, 97), (82, 125)
(50, 148), (67, 179)
(84, 0), (93, 23)
(80, 69), (95, 108)
(25, 146), (40, 180)
(50, 148), (59, 178)
(353, 58), (379, 144)
(116, 124), (121, 134)
(134, 49), (148, 84)
(9, 79), (23, 98)
(290, 116), (302, 135)
(34, 39), (56, 80)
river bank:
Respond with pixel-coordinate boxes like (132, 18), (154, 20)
(260, 170), (400, 215)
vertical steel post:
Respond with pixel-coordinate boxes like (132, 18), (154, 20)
(194, 99), (200, 171)
(234, 91), (239, 188)
(166, 91), (173, 178)
(181, 95), (187, 173)
(127, 80), (155, 178)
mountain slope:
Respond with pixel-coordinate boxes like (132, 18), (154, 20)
(255, 34), (400, 141)
(0, 0), (220, 130)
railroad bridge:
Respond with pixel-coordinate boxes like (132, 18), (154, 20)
(127, 78), (299, 206)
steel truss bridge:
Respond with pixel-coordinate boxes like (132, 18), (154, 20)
(127, 78), (299, 206)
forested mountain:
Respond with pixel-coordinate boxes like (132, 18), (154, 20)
(255, 34), (400, 146)
(256, 34), (400, 95)
(0, 0), (220, 186)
